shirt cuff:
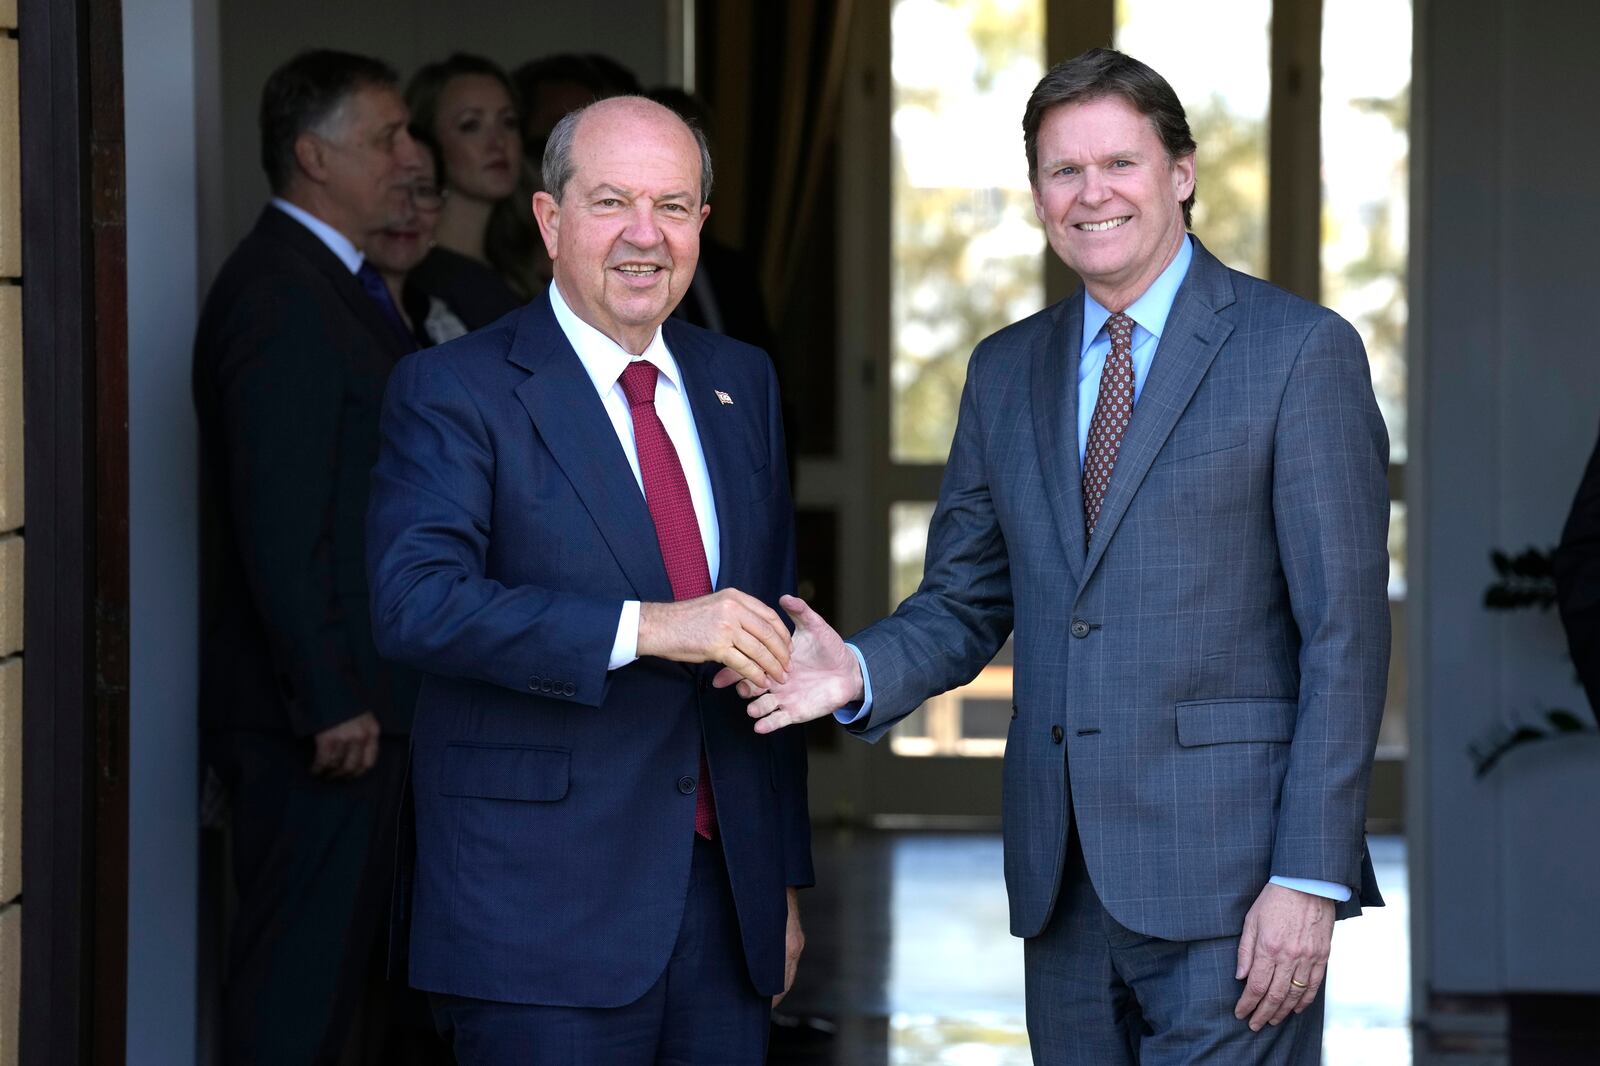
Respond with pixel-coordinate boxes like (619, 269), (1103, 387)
(608, 600), (641, 670)
(833, 643), (874, 725)
(1269, 875), (1352, 902)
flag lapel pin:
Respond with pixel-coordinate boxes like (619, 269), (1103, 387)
(715, 390), (734, 406)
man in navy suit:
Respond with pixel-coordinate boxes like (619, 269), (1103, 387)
(367, 95), (812, 1064)
(730, 50), (1389, 1064)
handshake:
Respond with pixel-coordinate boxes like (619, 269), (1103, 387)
(636, 591), (865, 732)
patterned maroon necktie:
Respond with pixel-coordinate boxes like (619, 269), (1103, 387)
(620, 360), (718, 839)
(1082, 311), (1137, 538)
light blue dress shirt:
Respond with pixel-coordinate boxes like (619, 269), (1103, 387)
(837, 236), (1349, 903)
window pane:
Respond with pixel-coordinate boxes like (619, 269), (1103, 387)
(890, 500), (938, 607)
(1321, 0), (1411, 464)
(1115, 0), (1271, 277)
(1388, 499), (1407, 601)
(889, 502), (937, 744)
(888, 501), (1011, 757)
(1380, 502), (1408, 757)
(891, 0), (1046, 463)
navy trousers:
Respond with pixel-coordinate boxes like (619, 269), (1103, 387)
(214, 731), (408, 1065)
(1024, 829), (1325, 1065)
(430, 835), (770, 1065)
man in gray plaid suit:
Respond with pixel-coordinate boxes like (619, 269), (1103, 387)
(721, 48), (1389, 1064)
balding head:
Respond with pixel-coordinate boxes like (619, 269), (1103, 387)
(530, 95), (713, 354)
(542, 95), (713, 207)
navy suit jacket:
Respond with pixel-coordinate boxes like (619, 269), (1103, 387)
(851, 240), (1390, 944)
(367, 291), (813, 1006)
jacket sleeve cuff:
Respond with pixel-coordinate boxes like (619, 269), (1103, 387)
(832, 643), (873, 725)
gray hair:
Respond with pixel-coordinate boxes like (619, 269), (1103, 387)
(541, 96), (714, 205)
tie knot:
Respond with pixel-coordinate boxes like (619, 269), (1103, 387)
(620, 360), (660, 408)
(1106, 312), (1136, 353)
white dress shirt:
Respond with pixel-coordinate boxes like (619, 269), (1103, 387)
(270, 197), (363, 274)
(547, 281), (721, 669)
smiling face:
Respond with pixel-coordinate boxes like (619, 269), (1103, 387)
(532, 97), (708, 354)
(435, 73), (521, 202)
(1031, 94), (1194, 311)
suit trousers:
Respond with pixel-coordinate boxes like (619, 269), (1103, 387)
(429, 834), (770, 1065)
(1024, 829), (1324, 1066)
(212, 730), (408, 1066)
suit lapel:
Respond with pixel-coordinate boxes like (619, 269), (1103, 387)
(1031, 294), (1088, 584)
(257, 207), (411, 361)
(667, 321), (747, 594)
(1079, 241), (1238, 585)
(508, 294), (674, 602)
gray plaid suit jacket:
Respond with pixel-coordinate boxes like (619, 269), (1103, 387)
(851, 239), (1390, 944)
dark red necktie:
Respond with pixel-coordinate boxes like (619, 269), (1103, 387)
(620, 360), (717, 839)
(1082, 311), (1136, 538)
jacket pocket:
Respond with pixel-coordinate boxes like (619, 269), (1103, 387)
(440, 743), (570, 802)
(748, 463), (774, 502)
(1150, 421), (1248, 467)
(1175, 698), (1297, 746)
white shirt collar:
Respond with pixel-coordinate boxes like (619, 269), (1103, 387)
(270, 197), (364, 275)
(548, 279), (683, 397)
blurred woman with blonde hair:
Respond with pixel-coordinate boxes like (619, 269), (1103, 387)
(406, 53), (535, 326)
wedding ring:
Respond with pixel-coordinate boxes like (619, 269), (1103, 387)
(1289, 978), (1309, 989)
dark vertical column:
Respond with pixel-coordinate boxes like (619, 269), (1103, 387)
(86, 0), (129, 1060)
(1267, 0), (1322, 301)
(18, 0), (127, 1060)
(19, 0), (95, 1059)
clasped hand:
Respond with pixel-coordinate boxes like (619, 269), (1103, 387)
(712, 595), (863, 731)
(310, 710), (380, 778)
(638, 588), (794, 689)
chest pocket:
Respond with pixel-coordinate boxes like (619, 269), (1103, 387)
(1151, 420), (1248, 467)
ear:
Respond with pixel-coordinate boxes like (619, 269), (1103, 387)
(697, 202), (710, 230)
(532, 190), (561, 260)
(293, 132), (329, 184)
(1031, 180), (1045, 225)
(1172, 152), (1196, 205)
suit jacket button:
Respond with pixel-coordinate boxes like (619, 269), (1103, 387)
(562, 682), (576, 697)
(528, 675), (542, 691)
(1069, 619), (1090, 639)
(1051, 725), (1064, 744)
(677, 775), (697, 795)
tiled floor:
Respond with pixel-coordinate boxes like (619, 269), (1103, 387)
(773, 830), (1410, 1065)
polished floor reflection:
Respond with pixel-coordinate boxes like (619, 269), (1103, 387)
(774, 830), (1410, 1065)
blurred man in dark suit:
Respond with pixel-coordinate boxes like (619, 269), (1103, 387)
(192, 49), (423, 1065)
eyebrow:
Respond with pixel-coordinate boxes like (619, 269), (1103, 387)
(588, 183), (694, 203)
(1043, 147), (1149, 170)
